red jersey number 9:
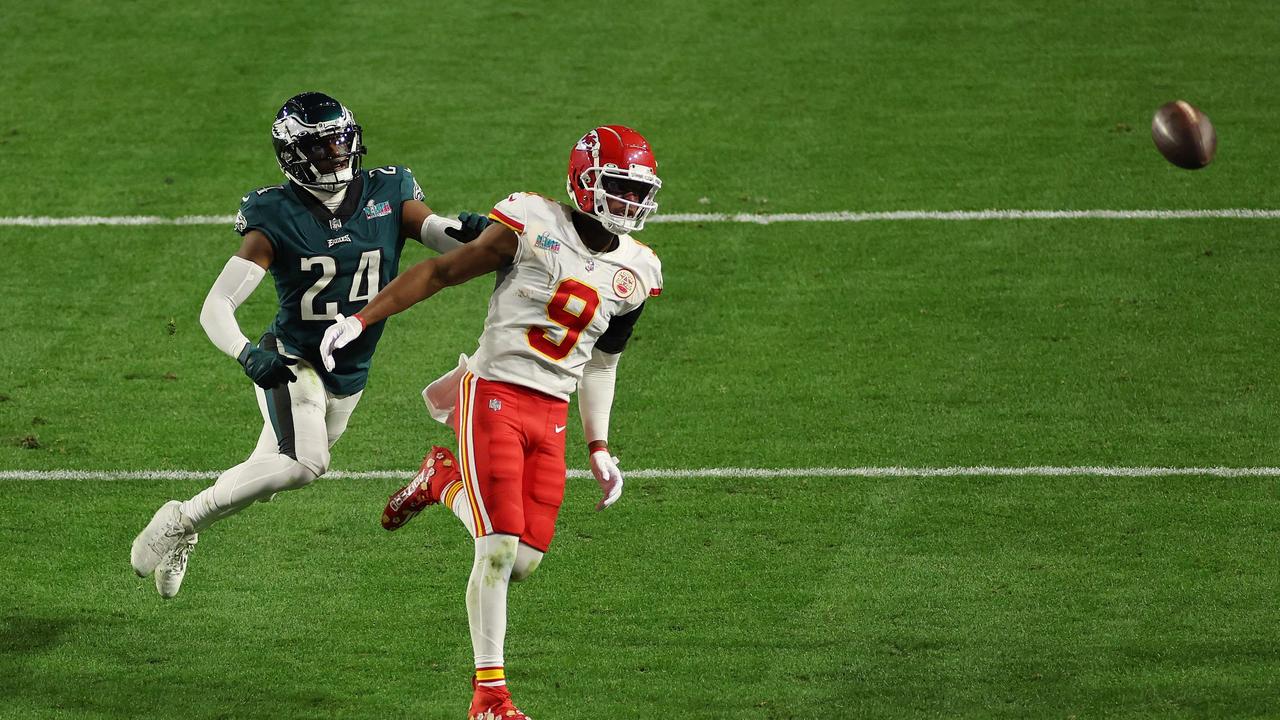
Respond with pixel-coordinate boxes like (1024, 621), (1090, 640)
(528, 279), (601, 361)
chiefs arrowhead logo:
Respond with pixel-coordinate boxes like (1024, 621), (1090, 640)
(575, 130), (599, 152)
(612, 268), (637, 299)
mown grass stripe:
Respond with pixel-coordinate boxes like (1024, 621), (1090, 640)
(3, 466), (1279, 481)
(3, 209), (1280, 227)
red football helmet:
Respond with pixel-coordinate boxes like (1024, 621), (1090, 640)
(567, 125), (661, 235)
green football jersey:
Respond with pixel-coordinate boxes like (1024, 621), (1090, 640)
(234, 165), (424, 396)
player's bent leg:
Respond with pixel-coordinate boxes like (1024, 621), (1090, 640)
(382, 446), (461, 531)
(141, 362), (328, 597)
(509, 542), (544, 583)
(180, 363), (330, 532)
(205, 451), (319, 523)
(180, 429), (320, 534)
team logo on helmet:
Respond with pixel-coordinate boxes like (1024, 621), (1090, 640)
(576, 131), (599, 153)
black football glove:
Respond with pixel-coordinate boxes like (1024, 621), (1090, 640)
(237, 344), (298, 389)
(444, 211), (492, 243)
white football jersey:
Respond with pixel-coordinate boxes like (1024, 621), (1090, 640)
(466, 192), (663, 400)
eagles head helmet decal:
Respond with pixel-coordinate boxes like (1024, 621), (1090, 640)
(567, 125), (661, 235)
(271, 92), (367, 192)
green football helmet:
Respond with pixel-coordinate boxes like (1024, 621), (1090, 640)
(271, 92), (367, 192)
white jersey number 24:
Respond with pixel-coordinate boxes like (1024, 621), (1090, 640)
(299, 249), (382, 321)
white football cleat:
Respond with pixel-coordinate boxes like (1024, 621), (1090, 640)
(155, 533), (197, 599)
(130, 500), (193, 578)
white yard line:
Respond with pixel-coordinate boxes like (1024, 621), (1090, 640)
(4, 209), (1276, 481)
(658, 209), (1280, 224)
(3, 209), (1280, 227)
(2, 466), (1279, 481)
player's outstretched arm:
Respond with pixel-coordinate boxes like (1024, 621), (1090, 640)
(365, 221), (516, 325)
(401, 199), (492, 253)
(320, 223), (518, 371)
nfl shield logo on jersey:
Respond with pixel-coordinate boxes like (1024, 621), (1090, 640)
(329, 218), (342, 231)
(489, 399), (502, 412)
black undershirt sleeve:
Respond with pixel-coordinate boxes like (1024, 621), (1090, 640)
(596, 303), (645, 355)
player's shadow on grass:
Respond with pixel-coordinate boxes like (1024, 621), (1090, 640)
(0, 614), (78, 659)
(0, 614), (80, 715)
(0, 612), (345, 719)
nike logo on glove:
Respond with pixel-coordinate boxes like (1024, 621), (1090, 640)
(554, 425), (566, 434)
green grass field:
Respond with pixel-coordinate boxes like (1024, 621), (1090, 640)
(2, 1), (1280, 718)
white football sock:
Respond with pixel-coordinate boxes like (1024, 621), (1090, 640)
(467, 534), (517, 674)
(181, 453), (317, 532)
(443, 480), (476, 536)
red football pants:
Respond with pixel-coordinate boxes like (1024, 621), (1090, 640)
(454, 372), (568, 552)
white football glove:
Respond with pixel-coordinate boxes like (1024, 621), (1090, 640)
(590, 450), (623, 511)
(320, 313), (364, 372)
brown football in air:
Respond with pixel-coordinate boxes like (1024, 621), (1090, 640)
(1151, 100), (1217, 170)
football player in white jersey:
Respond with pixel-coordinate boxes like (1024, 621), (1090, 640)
(320, 125), (663, 720)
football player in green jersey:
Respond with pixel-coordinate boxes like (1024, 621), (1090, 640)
(130, 91), (490, 598)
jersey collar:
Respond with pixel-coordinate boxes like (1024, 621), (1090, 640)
(289, 174), (366, 229)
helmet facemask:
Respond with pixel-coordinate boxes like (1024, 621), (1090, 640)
(583, 166), (661, 235)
